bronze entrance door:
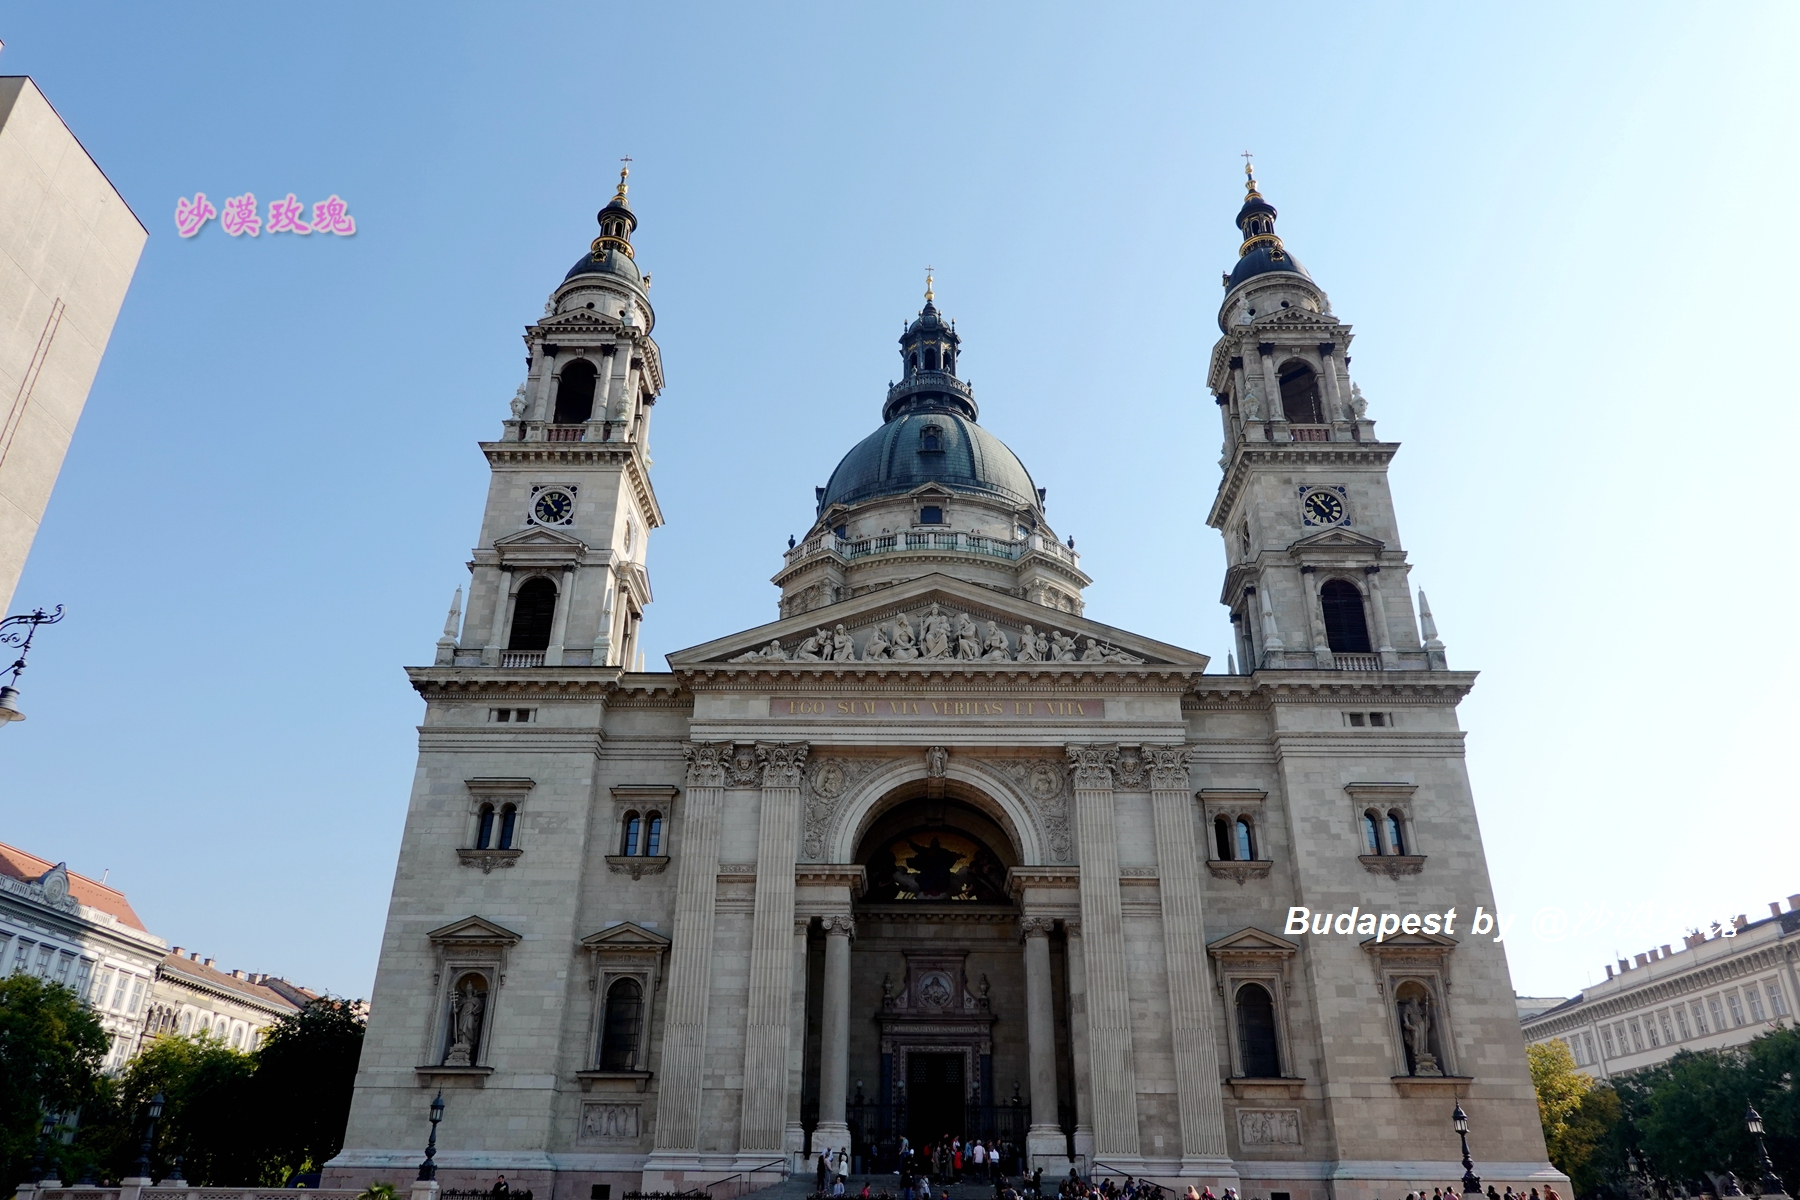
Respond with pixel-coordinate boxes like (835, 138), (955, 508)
(906, 1052), (963, 1147)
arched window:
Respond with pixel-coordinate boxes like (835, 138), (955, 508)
(508, 577), (558, 652)
(599, 977), (645, 1071)
(498, 804), (518, 850)
(1319, 580), (1373, 653)
(553, 359), (598, 424)
(476, 803), (496, 850)
(943, 350), (955, 374)
(1236, 983), (1281, 1078)
(924, 346), (940, 371)
(1213, 816), (1233, 862)
(1235, 818), (1256, 862)
(919, 426), (943, 452)
(1386, 811), (1406, 856)
(1362, 811), (1381, 855)
(179, 1011), (192, 1034)
(644, 812), (663, 856)
(231, 1025), (243, 1048)
(1278, 361), (1324, 424)
(621, 811), (641, 856)
(909, 353), (920, 372)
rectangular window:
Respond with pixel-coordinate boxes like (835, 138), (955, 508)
(1660, 1012), (1675, 1044)
(73, 959), (93, 999)
(1369, 712), (1387, 726)
(1749, 990), (1766, 1022)
(1584, 1031), (1598, 1063)
(1347, 712), (1366, 726)
(1601, 1027), (1616, 1055)
(0, 935), (12, 975)
(128, 977), (145, 1014)
(110, 971), (129, 1010)
(54, 953), (73, 984)
(1629, 1021), (1644, 1051)
(34, 944), (54, 976)
(1645, 1017), (1660, 1047)
(1770, 982), (1790, 1017)
(1710, 998), (1725, 1030)
(1727, 991), (1745, 1026)
(10, 939), (31, 975)
(1675, 1007), (1690, 1039)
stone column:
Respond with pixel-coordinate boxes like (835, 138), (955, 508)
(648, 743), (730, 1164)
(814, 914), (855, 1158)
(1064, 921), (1095, 1164)
(481, 565), (513, 666)
(1300, 566), (1333, 668)
(1145, 746), (1235, 1178)
(1065, 745), (1141, 1159)
(592, 576), (615, 666)
(1020, 916), (1064, 1163)
(1318, 342), (1345, 423)
(595, 345), (618, 421)
(785, 917), (812, 1157)
(1365, 565), (1398, 667)
(739, 743), (811, 1154)
(613, 348), (639, 423)
(1258, 341), (1289, 438)
(1257, 579), (1286, 666)
(544, 564), (576, 666)
(533, 345), (557, 422)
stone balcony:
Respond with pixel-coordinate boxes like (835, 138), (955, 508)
(781, 528), (1080, 571)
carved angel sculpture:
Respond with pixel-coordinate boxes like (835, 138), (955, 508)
(955, 612), (982, 660)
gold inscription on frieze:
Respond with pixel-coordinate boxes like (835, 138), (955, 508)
(770, 696), (1104, 720)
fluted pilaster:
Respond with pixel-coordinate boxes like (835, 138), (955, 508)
(738, 742), (810, 1152)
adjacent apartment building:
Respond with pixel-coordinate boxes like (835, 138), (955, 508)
(0, 73), (146, 613)
(1521, 894), (1800, 1080)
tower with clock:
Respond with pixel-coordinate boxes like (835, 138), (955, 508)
(444, 166), (664, 673)
(1206, 164), (1445, 674)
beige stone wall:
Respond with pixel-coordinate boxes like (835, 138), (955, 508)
(0, 77), (145, 612)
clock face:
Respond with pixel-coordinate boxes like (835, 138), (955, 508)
(1303, 489), (1345, 525)
(533, 490), (574, 525)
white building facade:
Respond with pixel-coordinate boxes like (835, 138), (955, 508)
(0, 842), (167, 1070)
(330, 168), (1560, 1200)
(1522, 896), (1800, 1080)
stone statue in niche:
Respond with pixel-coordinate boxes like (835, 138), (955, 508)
(925, 745), (948, 779)
(443, 975), (487, 1066)
(881, 973), (895, 1006)
(1399, 990), (1442, 1076)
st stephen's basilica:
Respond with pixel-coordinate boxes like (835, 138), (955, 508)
(327, 166), (1561, 1200)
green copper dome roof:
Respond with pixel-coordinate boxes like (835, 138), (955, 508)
(819, 409), (1040, 515)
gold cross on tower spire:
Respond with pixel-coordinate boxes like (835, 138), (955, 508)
(924, 265), (935, 303)
(615, 155), (632, 198)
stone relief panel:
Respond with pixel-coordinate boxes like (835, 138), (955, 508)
(578, 1100), (641, 1143)
(801, 756), (887, 861)
(1237, 1107), (1301, 1147)
(729, 601), (1145, 666)
(980, 758), (1073, 863)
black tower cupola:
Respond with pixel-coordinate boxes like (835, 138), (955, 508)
(1222, 162), (1313, 291)
(884, 272), (976, 422)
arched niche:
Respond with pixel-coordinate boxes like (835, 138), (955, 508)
(827, 757), (1046, 867)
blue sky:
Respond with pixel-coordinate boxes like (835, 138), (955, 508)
(2, 2), (1796, 1000)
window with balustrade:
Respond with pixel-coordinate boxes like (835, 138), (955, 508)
(554, 359), (597, 424)
(1279, 359), (1325, 425)
(1320, 579), (1372, 653)
(507, 576), (558, 660)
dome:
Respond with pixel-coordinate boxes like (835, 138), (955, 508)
(819, 409), (1040, 514)
(564, 244), (642, 284)
(1225, 243), (1311, 289)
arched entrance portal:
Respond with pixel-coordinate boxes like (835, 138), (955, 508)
(804, 786), (1064, 1174)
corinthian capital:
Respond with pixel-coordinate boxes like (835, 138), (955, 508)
(1065, 743), (1119, 791)
(757, 741), (811, 789)
(683, 741), (732, 788)
(1142, 743), (1194, 791)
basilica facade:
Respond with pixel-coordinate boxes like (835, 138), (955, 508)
(327, 167), (1561, 1200)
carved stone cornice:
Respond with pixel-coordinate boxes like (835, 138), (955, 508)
(1206, 860), (1273, 886)
(683, 741), (731, 788)
(457, 848), (523, 874)
(757, 741), (811, 788)
(606, 855), (671, 880)
(1359, 854), (1427, 879)
(1066, 743), (1119, 790)
(1006, 865), (1082, 900)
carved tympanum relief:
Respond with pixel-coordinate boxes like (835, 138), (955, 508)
(801, 756), (888, 861)
(979, 757), (1073, 863)
(729, 601), (1143, 665)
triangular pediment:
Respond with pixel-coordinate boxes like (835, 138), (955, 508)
(1207, 926), (1300, 959)
(1361, 929), (1458, 955)
(1250, 306), (1339, 330)
(493, 525), (587, 549)
(1289, 527), (1386, 552)
(669, 573), (1208, 671)
(580, 921), (671, 951)
(537, 308), (622, 331)
(427, 915), (523, 946)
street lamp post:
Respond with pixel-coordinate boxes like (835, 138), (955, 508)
(31, 1115), (56, 1184)
(418, 1090), (446, 1182)
(0, 605), (64, 726)
(1454, 1103), (1482, 1198)
(1746, 1104), (1789, 1199)
(131, 1091), (165, 1183)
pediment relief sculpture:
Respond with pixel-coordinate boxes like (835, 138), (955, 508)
(727, 602), (1144, 666)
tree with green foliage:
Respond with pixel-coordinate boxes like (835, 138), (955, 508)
(116, 1030), (261, 1183)
(0, 975), (110, 1196)
(251, 998), (366, 1181)
(1528, 1040), (1626, 1196)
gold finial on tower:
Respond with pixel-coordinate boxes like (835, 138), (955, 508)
(924, 265), (935, 303)
(615, 155), (632, 200)
(1241, 150), (1262, 199)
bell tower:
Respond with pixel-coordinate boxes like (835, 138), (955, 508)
(1204, 163), (1448, 674)
(438, 166), (666, 672)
